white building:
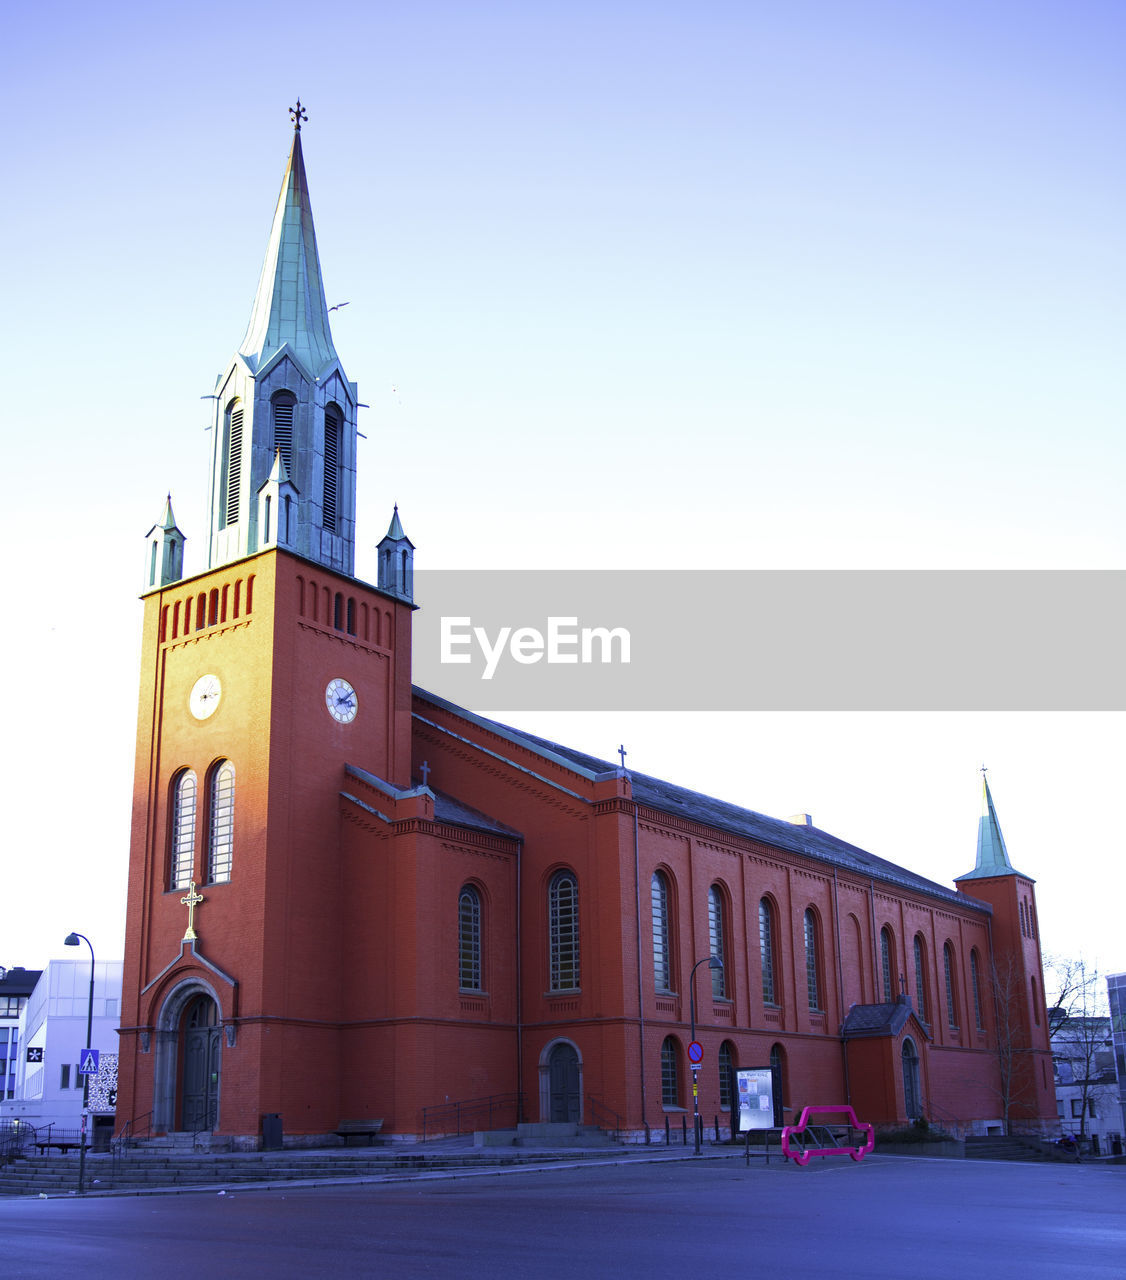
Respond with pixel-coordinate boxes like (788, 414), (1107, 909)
(0, 959), (123, 1147)
(1051, 1015), (1123, 1157)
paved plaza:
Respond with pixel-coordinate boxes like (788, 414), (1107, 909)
(2, 1152), (1123, 1279)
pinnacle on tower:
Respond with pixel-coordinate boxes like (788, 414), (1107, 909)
(378, 505), (415, 602)
(144, 494), (185, 589)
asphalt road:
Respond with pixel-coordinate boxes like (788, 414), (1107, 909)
(2, 1155), (1122, 1279)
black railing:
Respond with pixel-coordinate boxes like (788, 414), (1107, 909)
(420, 1092), (524, 1141)
(585, 1095), (622, 1141)
(0, 1119), (36, 1163)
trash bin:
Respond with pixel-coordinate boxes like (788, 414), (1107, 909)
(261, 1113), (282, 1151)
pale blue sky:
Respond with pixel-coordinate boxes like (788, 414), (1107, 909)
(2, 2), (1122, 977)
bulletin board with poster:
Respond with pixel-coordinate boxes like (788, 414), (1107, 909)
(736, 1067), (774, 1131)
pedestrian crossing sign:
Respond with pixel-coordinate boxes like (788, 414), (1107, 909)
(78, 1049), (100, 1075)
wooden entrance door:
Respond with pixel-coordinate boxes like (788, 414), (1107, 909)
(548, 1043), (580, 1123)
(181, 996), (220, 1132)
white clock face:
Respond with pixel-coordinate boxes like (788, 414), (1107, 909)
(325, 677), (358, 724)
(189, 674), (222, 720)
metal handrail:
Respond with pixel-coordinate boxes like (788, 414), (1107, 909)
(585, 1095), (622, 1140)
(420, 1092), (524, 1141)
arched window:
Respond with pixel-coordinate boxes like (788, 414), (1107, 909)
(220, 399), (243, 529)
(769, 1043), (785, 1127)
(718, 1040), (736, 1110)
(271, 391), (295, 473)
(759, 898), (777, 1005)
(323, 403), (342, 533)
(169, 769), (197, 890)
(660, 1036), (680, 1107)
(708, 885), (728, 998)
(902, 1038), (921, 1119)
(651, 871), (673, 992)
(970, 949), (984, 1030)
(549, 870), (580, 991)
(880, 927), (895, 1002)
(1031, 976), (1041, 1026)
(458, 886), (482, 991)
(913, 935), (928, 1021)
(804, 909), (821, 1011)
(206, 761), (235, 883)
(943, 942), (958, 1029)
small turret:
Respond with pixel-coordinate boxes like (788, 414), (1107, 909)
(257, 450), (300, 552)
(144, 495), (185, 589)
(377, 505), (414, 602)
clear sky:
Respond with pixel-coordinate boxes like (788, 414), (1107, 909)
(2, 2), (1122, 983)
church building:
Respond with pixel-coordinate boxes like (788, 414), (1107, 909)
(115, 112), (1057, 1146)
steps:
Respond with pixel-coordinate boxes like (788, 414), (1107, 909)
(964, 1135), (1075, 1163)
(0, 1143), (620, 1198)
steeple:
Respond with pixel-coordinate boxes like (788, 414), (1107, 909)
(206, 103), (359, 577)
(238, 123), (338, 380)
(958, 770), (1029, 881)
(377, 505), (415, 602)
(144, 494), (185, 589)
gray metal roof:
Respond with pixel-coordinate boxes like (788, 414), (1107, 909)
(415, 691), (990, 916)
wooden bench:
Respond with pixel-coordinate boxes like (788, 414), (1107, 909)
(35, 1140), (83, 1155)
(334, 1119), (384, 1146)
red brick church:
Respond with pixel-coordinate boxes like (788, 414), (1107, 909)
(115, 114), (1056, 1146)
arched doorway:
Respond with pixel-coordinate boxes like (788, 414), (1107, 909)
(546, 1041), (581, 1123)
(152, 981), (222, 1134)
(901, 1038), (921, 1121)
(181, 996), (221, 1131)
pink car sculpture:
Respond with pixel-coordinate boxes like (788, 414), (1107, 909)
(781, 1105), (875, 1166)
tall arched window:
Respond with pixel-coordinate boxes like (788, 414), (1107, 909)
(660, 1036), (680, 1107)
(271, 391), (295, 473)
(970, 949), (984, 1030)
(458, 886), (482, 990)
(220, 400), (243, 529)
(759, 898), (777, 1005)
(651, 871), (673, 992)
(323, 403), (343, 533)
(880, 927), (895, 1002)
(206, 760), (235, 883)
(943, 942), (958, 1029)
(803, 909), (821, 1011)
(549, 870), (580, 991)
(718, 1040), (736, 1110)
(169, 769), (197, 890)
(913, 935), (928, 1021)
(708, 885), (728, 998)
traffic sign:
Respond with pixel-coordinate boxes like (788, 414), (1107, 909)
(78, 1048), (100, 1075)
(687, 1040), (703, 1064)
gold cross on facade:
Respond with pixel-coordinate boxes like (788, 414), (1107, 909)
(180, 881), (204, 941)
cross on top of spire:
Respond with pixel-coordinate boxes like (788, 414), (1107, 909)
(290, 99), (307, 131)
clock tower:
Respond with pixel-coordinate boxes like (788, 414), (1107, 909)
(115, 109), (417, 1143)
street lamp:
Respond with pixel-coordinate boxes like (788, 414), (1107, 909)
(64, 932), (94, 1194)
(688, 955), (723, 1155)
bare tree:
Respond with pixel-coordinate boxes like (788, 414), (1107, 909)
(989, 953), (1034, 1134)
(1046, 957), (1113, 1143)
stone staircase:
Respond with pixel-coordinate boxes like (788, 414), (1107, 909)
(476, 1122), (622, 1149)
(964, 1135), (1076, 1164)
(0, 1141), (620, 1198)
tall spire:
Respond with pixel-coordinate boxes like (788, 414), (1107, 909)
(238, 111), (338, 379)
(206, 104), (359, 577)
(959, 769), (1029, 880)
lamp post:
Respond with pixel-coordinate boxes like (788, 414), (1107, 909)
(64, 932), (94, 1194)
(688, 955), (723, 1155)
